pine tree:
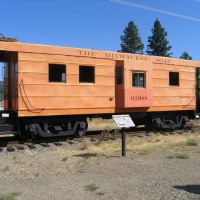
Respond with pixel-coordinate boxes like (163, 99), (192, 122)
(180, 51), (192, 60)
(146, 19), (172, 57)
(119, 21), (144, 54)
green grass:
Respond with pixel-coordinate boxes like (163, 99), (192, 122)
(34, 172), (40, 177)
(167, 155), (175, 159)
(98, 129), (110, 142)
(62, 156), (68, 161)
(78, 153), (98, 159)
(176, 152), (190, 159)
(96, 191), (105, 196)
(186, 139), (199, 146)
(167, 152), (191, 159)
(84, 183), (99, 192)
(3, 165), (10, 172)
(0, 192), (20, 200)
(137, 148), (153, 155)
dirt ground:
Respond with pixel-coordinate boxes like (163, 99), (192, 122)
(0, 121), (200, 200)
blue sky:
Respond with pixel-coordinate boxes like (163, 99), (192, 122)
(0, 0), (200, 60)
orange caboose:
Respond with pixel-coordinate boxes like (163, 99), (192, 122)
(0, 39), (199, 138)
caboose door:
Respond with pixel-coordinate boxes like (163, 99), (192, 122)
(1, 51), (18, 111)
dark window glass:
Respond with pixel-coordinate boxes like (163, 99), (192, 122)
(79, 66), (95, 83)
(49, 64), (66, 83)
(169, 72), (179, 86)
(116, 67), (123, 85)
(132, 72), (145, 88)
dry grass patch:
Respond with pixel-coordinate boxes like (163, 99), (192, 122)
(2, 165), (10, 172)
(1, 132), (199, 179)
(79, 141), (90, 150)
(93, 133), (200, 155)
(87, 118), (119, 131)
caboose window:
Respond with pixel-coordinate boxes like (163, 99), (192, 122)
(49, 64), (66, 83)
(132, 72), (145, 88)
(169, 72), (179, 86)
(79, 66), (95, 83)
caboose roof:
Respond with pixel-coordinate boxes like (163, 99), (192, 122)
(0, 41), (199, 67)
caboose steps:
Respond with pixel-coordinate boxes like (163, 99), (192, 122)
(0, 111), (17, 134)
(0, 124), (15, 134)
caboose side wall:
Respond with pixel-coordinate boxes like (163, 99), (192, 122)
(0, 41), (198, 117)
(17, 51), (116, 117)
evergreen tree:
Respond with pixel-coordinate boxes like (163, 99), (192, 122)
(119, 21), (144, 54)
(146, 19), (172, 57)
(180, 51), (192, 60)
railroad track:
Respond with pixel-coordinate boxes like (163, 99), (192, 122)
(0, 121), (199, 153)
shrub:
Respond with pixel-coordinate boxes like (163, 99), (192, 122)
(62, 156), (68, 161)
(186, 139), (199, 146)
(176, 152), (190, 159)
(98, 129), (110, 142)
(84, 183), (99, 192)
(0, 192), (20, 200)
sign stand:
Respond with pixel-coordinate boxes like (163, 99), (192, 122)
(122, 128), (126, 156)
(112, 115), (135, 157)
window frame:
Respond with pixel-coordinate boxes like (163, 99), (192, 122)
(169, 71), (179, 86)
(48, 64), (66, 83)
(132, 71), (146, 88)
(79, 65), (95, 84)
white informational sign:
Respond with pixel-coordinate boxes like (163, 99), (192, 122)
(112, 115), (135, 128)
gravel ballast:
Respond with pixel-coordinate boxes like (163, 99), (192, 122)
(0, 132), (200, 200)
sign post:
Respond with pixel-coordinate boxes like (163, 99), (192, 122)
(112, 115), (135, 157)
(121, 127), (126, 156)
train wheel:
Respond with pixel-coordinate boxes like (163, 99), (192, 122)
(75, 121), (88, 137)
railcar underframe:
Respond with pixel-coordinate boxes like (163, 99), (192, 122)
(0, 110), (195, 139)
